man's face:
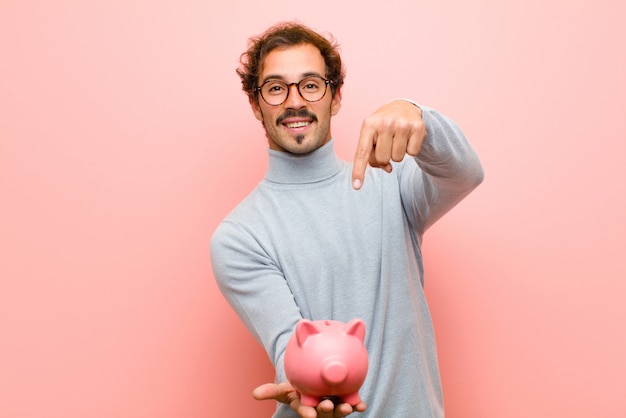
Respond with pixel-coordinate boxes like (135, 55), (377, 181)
(252, 43), (342, 154)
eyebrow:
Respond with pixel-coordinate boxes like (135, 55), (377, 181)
(260, 71), (325, 84)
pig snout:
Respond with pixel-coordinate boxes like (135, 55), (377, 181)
(321, 359), (348, 385)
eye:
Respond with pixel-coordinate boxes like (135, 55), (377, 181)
(263, 81), (287, 96)
(301, 78), (322, 92)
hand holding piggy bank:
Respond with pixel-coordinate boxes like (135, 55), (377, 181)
(284, 318), (369, 407)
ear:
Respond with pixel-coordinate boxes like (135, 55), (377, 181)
(330, 90), (342, 116)
(344, 318), (366, 342)
(296, 319), (321, 347)
(251, 97), (263, 121)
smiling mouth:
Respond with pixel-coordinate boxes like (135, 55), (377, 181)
(276, 109), (318, 128)
(284, 121), (311, 129)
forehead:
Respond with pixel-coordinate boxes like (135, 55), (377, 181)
(260, 43), (326, 82)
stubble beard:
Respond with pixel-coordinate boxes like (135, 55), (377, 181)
(260, 106), (333, 154)
(266, 108), (320, 152)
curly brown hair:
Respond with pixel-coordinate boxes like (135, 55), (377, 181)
(237, 22), (346, 104)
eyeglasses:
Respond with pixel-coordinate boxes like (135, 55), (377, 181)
(255, 76), (333, 106)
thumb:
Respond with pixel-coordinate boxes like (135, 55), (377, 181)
(252, 382), (296, 404)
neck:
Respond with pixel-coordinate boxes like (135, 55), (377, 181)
(264, 138), (342, 184)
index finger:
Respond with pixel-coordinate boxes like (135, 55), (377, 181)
(351, 122), (375, 190)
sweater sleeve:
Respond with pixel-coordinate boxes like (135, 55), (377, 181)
(210, 220), (300, 383)
(399, 105), (484, 234)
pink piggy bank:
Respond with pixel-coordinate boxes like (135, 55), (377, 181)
(284, 318), (368, 407)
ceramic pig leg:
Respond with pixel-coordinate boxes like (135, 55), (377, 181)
(340, 392), (362, 406)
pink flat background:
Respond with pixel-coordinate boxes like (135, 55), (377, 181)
(1, 1), (624, 417)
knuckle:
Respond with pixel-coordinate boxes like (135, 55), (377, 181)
(415, 120), (426, 135)
(395, 118), (410, 132)
(364, 114), (393, 131)
(360, 115), (376, 130)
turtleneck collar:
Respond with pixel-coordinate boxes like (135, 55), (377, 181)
(264, 139), (343, 184)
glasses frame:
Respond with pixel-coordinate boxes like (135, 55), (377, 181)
(255, 76), (334, 106)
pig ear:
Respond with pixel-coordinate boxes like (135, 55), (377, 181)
(344, 318), (366, 342)
(296, 319), (321, 347)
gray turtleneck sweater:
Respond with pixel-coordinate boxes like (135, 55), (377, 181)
(210, 106), (484, 417)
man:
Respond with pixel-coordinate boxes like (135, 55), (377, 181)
(210, 22), (484, 418)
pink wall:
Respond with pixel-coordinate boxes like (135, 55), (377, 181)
(1, 1), (624, 417)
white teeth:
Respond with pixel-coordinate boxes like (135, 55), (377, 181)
(285, 121), (310, 128)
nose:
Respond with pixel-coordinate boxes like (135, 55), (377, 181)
(322, 360), (348, 385)
(284, 83), (306, 108)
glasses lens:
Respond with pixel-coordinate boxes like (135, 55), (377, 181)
(259, 77), (328, 106)
(298, 77), (327, 102)
(260, 80), (289, 106)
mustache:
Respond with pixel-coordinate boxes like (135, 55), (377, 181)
(276, 109), (318, 126)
